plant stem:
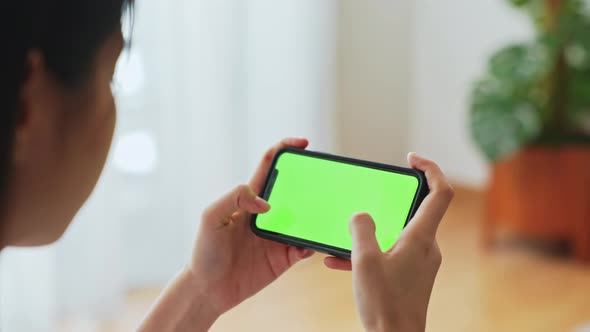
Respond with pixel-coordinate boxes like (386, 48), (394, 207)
(545, 0), (569, 137)
(547, 0), (561, 13)
(550, 53), (569, 135)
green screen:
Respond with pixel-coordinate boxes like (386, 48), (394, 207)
(256, 152), (420, 252)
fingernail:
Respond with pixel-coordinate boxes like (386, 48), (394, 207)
(255, 197), (271, 210)
(289, 137), (307, 143)
(408, 152), (418, 158)
(351, 212), (371, 222)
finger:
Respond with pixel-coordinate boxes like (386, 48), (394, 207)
(324, 256), (352, 271)
(404, 153), (454, 239)
(249, 137), (309, 193)
(300, 248), (315, 259)
(202, 184), (270, 224)
(407, 152), (452, 195)
(287, 247), (315, 265)
(350, 213), (381, 261)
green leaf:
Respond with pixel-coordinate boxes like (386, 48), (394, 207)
(507, 0), (532, 7)
(469, 0), (590, 161)
(489, 44), (548, 85)
(469, 77), (543, 161)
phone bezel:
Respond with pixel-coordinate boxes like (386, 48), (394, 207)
(250, 147), (429, 260)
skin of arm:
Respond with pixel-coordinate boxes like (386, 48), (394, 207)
(138, 138), (314, 332)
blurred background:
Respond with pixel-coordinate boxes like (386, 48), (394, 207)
(1, 0), (590, 331)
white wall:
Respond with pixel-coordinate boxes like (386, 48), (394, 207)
(410, 0), (532, 186)
(336, 0), (533, 187)
(335, 0), (413, 166)
(242, 0), (337, 168)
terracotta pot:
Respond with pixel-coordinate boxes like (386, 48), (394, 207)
(483, 146), (590, 261)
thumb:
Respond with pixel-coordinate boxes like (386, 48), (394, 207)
(202, 184), (270, 224)
(350, 213), (381, 261)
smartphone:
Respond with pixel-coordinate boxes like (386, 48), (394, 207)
(250, 148), (429, 259)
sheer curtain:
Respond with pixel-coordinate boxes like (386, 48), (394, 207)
(0, 1), (336, 330)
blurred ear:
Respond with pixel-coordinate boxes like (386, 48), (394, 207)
(13, 50), (61, 165)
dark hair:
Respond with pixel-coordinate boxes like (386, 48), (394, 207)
(0, 0), (133, 206)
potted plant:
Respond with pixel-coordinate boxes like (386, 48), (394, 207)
(470, 0), (590, 261)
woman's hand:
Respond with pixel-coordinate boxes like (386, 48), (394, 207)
(325, 153), (454, 332)
(188, 138), (315, 314)
(139, 138), (314, 332)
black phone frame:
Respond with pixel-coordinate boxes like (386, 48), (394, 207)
(250, 147), (429, 260)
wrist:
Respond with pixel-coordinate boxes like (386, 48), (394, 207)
(138, 267), (220, 332)
(365, 312), (425, 332)
(176, 266), (222, 327)
(367, 322), (423, 332)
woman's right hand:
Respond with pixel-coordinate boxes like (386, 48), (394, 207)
(325, 153), (454, 332)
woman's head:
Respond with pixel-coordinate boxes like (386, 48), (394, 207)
(0, 0), (133, 248)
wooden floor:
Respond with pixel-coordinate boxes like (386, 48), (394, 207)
(70, 187), (590, 332)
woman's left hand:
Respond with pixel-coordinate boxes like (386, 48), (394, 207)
(139, 138), (314, 332)
(188, 137), (314, 315)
